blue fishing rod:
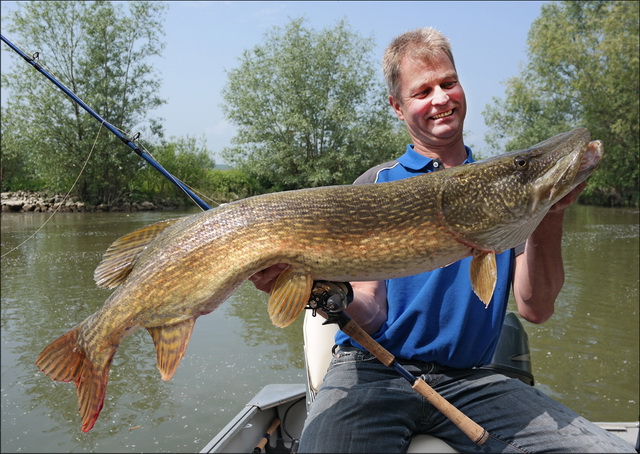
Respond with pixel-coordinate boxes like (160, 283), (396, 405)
(1, 33), (211, 211)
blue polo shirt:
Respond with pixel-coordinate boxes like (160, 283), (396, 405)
(335, 145), (515, 369)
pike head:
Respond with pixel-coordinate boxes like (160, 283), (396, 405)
(439, 128), (603, 253)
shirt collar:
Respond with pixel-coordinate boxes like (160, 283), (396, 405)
(398, 144), (475, 172)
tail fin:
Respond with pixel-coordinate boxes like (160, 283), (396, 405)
(35, 328), (116, 432)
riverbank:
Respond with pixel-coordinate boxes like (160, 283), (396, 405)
(1, 191), (187, 213)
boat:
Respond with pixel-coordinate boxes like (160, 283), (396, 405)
(202, 311), (639, 453)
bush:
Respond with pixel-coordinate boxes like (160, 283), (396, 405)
(202, 169), (260, 203)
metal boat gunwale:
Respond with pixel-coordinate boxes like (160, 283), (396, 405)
(200, 384), (639, 453)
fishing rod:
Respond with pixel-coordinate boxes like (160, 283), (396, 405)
(0, 33), (211, 211)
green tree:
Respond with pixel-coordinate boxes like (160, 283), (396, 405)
(483, 1), (639, 206)
(202, 168), (259, 203)
(131, 136), (214, 203)
(1, 1), (167, 204)
(131, 136), (260, 206)
(221, 18), (409, 191)
(0, 104), (46, 190)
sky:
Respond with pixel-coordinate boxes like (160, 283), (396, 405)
(1, 1), (548, 165)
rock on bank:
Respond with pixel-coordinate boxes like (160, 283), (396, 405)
(1, 191), (182, 213)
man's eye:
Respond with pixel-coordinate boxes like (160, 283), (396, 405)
(442, 81), (457, 89)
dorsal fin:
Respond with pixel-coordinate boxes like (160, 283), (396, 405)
(94, 218), (184, 289)
(146, 318), (196, 381)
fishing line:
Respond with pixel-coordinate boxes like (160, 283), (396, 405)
(1, 121), (104, 259)
(1, 33), (212, 211)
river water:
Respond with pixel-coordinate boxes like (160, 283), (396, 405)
(1, 205), (638, 453)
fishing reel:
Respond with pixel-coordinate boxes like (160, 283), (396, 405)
(307, 281), (354, 315)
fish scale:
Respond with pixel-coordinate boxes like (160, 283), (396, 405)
(35, 128), (602, 432)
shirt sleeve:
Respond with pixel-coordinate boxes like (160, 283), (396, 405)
(353, 160), (398, 185)
(514, 242), (526, 256)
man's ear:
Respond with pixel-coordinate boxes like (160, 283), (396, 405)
(389, 95), (405, 121)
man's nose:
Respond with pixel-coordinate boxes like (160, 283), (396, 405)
(432, 86), (449, 105)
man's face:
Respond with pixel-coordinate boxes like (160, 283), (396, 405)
(389, 52), (467, 152)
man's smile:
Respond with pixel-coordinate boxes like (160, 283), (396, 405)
(430, 109), (454, 120)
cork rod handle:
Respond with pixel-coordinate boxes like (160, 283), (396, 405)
(340, 319), (489, 446)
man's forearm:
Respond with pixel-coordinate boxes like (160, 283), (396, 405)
(513, 211), (566, 324)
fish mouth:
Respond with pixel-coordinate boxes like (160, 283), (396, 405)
(540, 136), (602, 205)
(573, 140), (603, 185)
(430, 109), (454, 120)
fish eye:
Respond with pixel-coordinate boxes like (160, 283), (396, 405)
(514, 156), (529, 170)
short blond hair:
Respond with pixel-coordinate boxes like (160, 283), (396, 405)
(382, 27), (456, 100)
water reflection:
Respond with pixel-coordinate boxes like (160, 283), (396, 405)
(511, 205), (639, 421)
(2, 213), (195, 452)
(226, 282), (306, 370)
(1, 205), (638, 453)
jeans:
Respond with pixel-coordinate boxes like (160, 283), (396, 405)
(298, 346), (635, 453)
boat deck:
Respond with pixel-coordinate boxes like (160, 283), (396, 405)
(201, 384), (639, 453)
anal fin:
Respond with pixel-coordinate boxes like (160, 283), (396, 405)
(268, 267), (313, 328)
(470, 250), (497, 308)
(147, 318), (196, 381)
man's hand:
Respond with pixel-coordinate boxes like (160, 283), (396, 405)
(248, 263), (289, 293)
(548, 181), (588, 214)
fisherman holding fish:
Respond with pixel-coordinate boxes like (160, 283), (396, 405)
(249, 28), (634, 453)
(32, 25), (634, 449)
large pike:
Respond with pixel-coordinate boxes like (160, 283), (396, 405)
(36, 128), (602, 432)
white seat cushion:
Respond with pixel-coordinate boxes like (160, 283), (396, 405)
(303, 310), (338, 398)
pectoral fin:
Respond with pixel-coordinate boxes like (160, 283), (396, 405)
(470, 250), (497, 308)
(268, 267), (313, 328)
(147, 318), (196, 381)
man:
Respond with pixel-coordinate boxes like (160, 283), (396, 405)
(250, 28), (634, 453)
